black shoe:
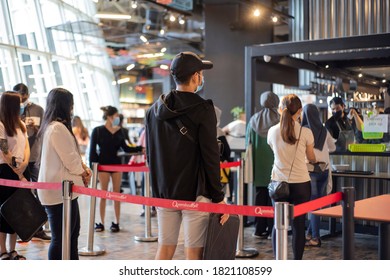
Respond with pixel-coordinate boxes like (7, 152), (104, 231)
(32, 230), (51, 242)
(110, 222), (120, 232)
(95, 223), (104, 232)
(252, 232), (269, 239)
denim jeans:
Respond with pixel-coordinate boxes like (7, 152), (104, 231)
(306, 170), (329, 239)
(45, 198), (80, 260)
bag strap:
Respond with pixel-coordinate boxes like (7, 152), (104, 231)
(287, 124), (302, 181)
(175, 118), (196, 144)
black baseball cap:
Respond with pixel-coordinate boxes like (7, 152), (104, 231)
(170, 52), (213, 79)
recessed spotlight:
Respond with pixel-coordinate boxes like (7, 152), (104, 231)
(325, 65), (329, 68)
(271, 16), (278, 22)
(358, 73), (363, 78)
(382, 79), (387, 83)
(253, 9), (260, 17)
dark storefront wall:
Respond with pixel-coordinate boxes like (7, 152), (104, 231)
(203, 1), (274, 126)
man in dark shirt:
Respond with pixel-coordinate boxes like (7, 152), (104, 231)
(145, 52), (228, 260)
(325, 97), (363, 151)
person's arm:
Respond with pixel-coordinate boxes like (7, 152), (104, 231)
(13, 133), (30, 179)
(50, 123), (85, 176)
(349, 108), (363, 131)
(305, 129), (316, 163)
(88, 127), (99, 167)
(326, 131), (336, 153)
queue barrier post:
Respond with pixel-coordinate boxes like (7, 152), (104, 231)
(62, 180), (73, 260)
(79, 162), (105, 256)
(342, 186), (355, 260)
(235, 159), (259, 258)
(134, 171), (158, 242)
(274, 202), (290, 260)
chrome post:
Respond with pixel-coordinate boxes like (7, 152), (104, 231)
(79, 162), (105, 256)
(62, 180), (73, 260)
(274, 202), (290, 260)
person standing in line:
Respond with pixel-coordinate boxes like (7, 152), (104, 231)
(145, 52), (229, 260)
(0, 92), (30, 260)
(267, 94), (316, 260)
(301, 104), (336, 247)
(37, 88), (92, 260)
(246, 91), (280, 239)
(72, 116), (90, 157)
(89, 106), (143, 233)
(13, 83), (51, 241)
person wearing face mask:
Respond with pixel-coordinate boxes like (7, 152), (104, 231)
(325, 97), (363, 151)
(89, 106), (143, 233)
(145, 52), (229, 260)
(13, 83), (51, 242)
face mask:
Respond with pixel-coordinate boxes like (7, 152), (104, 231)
(112, 116), (120, 127)
(20, 104), (25, 116)
(332, 110), (343, 120)
(22, 99), (28, 107)
(195, 75), (204, 93)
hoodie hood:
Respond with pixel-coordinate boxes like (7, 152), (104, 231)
(154, 90), (207, 120)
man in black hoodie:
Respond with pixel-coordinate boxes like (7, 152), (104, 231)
(145, 52), (228, 260)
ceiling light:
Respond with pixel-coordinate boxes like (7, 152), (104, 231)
(126, 64), (135, 71)
(271, 16), (278, 22)
(117, 77), (130, 84)
(159, 29), (165, 35)
(95, 13), (131, 20)
(325, 65), (329, 68)
(179, 16), (185, 25)
(140, 35), (148, 43)
(161, 47), (167, 53)
(253, 9), (260, 17)
(169, 15), (176, 22)
(358, 73), (363, 78)
(131, 1), (137, 9)
(382, 79), (387, 83)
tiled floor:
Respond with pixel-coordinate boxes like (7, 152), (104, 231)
(16, 189), (379, 261)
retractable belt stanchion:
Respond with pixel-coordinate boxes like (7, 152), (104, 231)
(134, 171), (158, 242)
(235, 159), (259, 258)
(62, 180), (73, 260)
(274, 202), (290, 260)
(79, 162), (105, 256)
(342, 186), (355, 260)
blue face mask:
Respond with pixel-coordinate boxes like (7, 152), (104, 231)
(112, 116), (120, 126)
(195, 75), (204, 93)
(20, 104), (25, 116)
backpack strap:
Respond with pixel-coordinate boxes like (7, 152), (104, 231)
(175, 118), (196, 144)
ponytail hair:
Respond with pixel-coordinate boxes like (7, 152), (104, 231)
(280, 94), (302, 145)
(100, 106), (118, 120)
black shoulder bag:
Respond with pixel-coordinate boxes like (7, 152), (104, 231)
(268, 125), (302, 202)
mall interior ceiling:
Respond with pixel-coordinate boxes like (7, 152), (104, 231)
(94, 0), (290, 71)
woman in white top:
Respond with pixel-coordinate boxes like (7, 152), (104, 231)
(37, 88), (92, 260)
(267, 94), (316, 260)
(301, 104), (336, 247)
(0, 92), (30, 260)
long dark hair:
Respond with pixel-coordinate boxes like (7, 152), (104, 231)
(0, 91), (26, 136)
(280, 94), (302, 145)
(38, 88), (74, 139)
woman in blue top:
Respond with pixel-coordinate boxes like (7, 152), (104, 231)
(89, 106), (143, 232)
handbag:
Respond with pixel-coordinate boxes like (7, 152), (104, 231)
(268, 125), (302, 201)
(0, 188), (48, 241)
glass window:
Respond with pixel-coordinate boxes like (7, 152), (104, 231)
(8, 0), (47, 51)
(0, 47), (20, 92)
(0, 0), (14, 44)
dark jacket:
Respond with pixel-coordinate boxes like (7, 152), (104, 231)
(145, 90), (224, 203)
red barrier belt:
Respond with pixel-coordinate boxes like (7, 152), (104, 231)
(98, 161), (241, 173)
(98, 164), (149, 172)
(73, 185), (274, 217)
(293, 192), (343, 217)
(0, 178), (61, 190)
